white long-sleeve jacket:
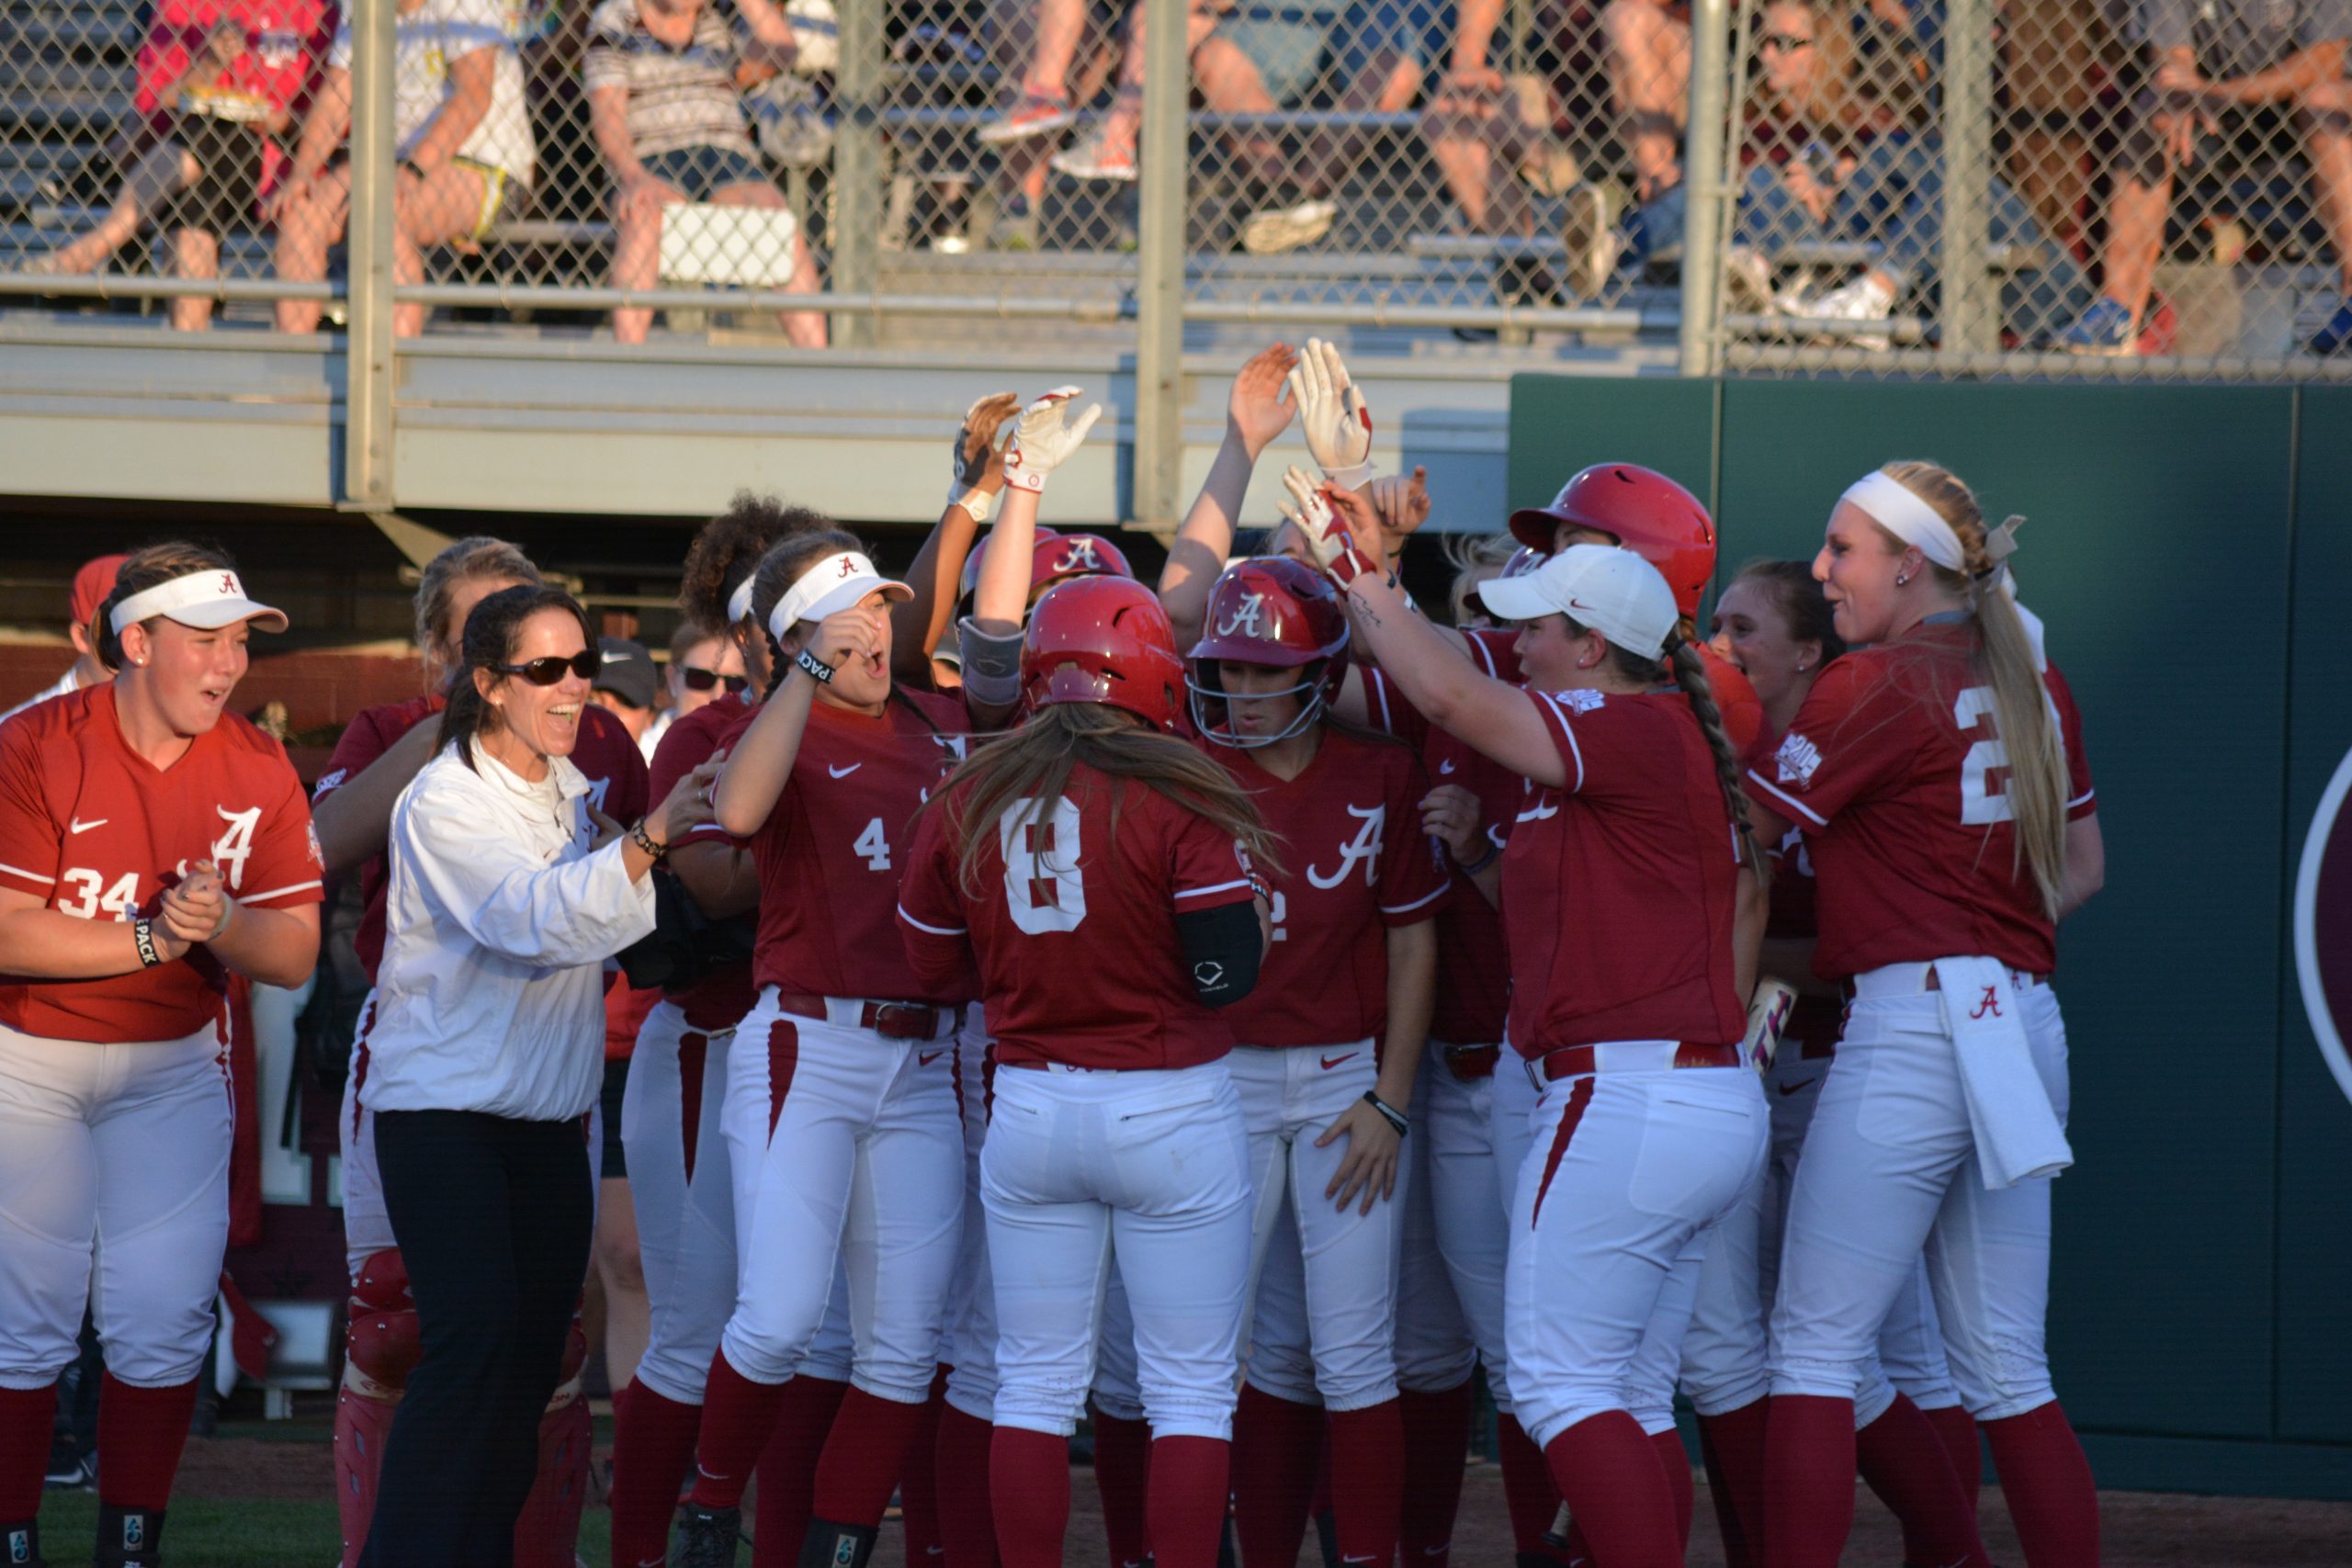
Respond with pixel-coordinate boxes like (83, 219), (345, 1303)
(361, 743), (655, 1122)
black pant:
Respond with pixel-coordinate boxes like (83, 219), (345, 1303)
(360, 1110), (594, 1568)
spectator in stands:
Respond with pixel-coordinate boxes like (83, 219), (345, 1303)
(28, 1), (333, 332)
(582, 0), (827, 346)
(270, 0), (539, 337)
(639, 620), (745, 761)
(0, 557), (126, 727)
(975, 0), (1098, 144)
(2058, 0), (2352, 355)
(588, 637), (659, 744)
(1421, 0), (1579, 244)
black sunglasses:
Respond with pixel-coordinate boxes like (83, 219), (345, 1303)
(680, 665), (752, 694)
(491, 649), (602, 686)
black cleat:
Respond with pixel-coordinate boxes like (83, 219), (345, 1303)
(670, 1503), (741, 1568)
(2, 1517), (44, 1566)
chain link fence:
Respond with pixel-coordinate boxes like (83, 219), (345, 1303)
(7, 0), (2352, 371)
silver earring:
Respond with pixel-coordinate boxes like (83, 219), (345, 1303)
(1894, 571), (1911, 586)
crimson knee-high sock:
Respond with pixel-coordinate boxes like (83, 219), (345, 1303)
(936, 1404), (1001, 1568)
(0, 1382), (59, 1520)
(96, 1374), (199, 1511)
(899, 1371), (949, 1562)
(1762, 1393), (1860, 1568)
(1980, 1401), (2101, 1568)
(752, 1375), (848, 1568)
(1694, 1400), (1770, 1568)
(1493, 1414), (1566, 1558)
(1539, 1413), (1681, 1568)
(1856, 1393), (1990, 1568)
(1147, 1435), (1230, 1568)
(1396, 1382), (1476, 1566)
(1091, 1410), (1154, 1568)
(812, 1386), (930, 1529)
(1232, 1384), (1323, 1568)
(991, 1427), (1073, 1568)
(1648, 1429), (1694, 1550)
(1328, 1400), (1403, 1567)
(608, 1381), (705, 1568)
(689, 1352), (790, 1510)
(1922, 1402), (1983, 1511)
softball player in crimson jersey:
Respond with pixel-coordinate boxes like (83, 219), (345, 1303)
(1745, 462), (2104, 1568)
(1305, 492), (1772, 1568)
(897, 575), (1275, 1568)
(0, 544), (322, 1568)
(311, 537), (646, 1568)
(1172, 556), (1447, 1568)
(671, 527), (985, 1568)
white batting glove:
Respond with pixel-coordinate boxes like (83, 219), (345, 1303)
(1001, 386), (1104, 493)
(1284, 337), (1374, 491)
(1279, 464), (1379, 587)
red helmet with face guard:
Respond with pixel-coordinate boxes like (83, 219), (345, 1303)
(1185, 557), (1351, 749)
(1022, 576), (1187, 731)
(1506, 463), (1716, 618)
(959, 527), (1134, 604)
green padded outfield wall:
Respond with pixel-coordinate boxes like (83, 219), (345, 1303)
(1507, 377), (2352, 1499)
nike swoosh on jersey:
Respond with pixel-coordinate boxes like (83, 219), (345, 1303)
(69, 818), (107, 834)
(1439, 759), (1456, 773)
(919, 1050), (945, 1067)
(1319, 1052), (1357, 1070)
(829, 763), (863, 778)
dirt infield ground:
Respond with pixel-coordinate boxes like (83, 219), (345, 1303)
(55, 1419), (2337, 1567)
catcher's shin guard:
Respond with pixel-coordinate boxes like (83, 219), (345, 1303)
(335, 1250), (420, 1568)
(510, 1321), (594, 1568)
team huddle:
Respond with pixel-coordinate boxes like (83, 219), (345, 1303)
(0, 340), (2103, 1568)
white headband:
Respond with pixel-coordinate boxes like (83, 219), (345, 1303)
(768, 551), (906, 643)
(109, 569), (288, 634)
(1840, 471), (1962, 571)
(726, 575), (756, 626)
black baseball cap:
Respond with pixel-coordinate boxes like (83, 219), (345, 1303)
(593, 637), (658, 709)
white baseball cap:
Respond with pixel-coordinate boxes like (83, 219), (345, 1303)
(1476, 544), (1678, 660)
(108, 568), (288, 635)
(767, 550), (912, 642)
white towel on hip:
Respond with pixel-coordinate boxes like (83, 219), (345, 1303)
(1938, 954), (2072, 1190)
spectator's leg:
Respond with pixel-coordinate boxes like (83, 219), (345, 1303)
(38, 143), (198, 276)
(2097, 107), (2178, 327)
(609, 178), (686, 344)
(1292, 50), (1420, 203)
(2298, 98), (2352, 300)
(1020, 0), (1089, 103)
(274, 165), (351, 334)
(1191, 37), (1283, 187)
(1600, 0), (1690, 203)
(1423, 83), (1544, 235)
(389, 165), (491, 338)
(711, 181), (830, 348)
(164, 228), (220, 333)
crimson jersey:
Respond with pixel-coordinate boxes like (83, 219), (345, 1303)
(1201, 728), (1450, 1048)
(899, 763), (1259, 1070)
(1452, 626), (1768, 763)
(1762, 822), (1841, 1054)
(649, 694), (759, 1032)
(1502, 688), (1746, 1055)
(1361, 651), (1516, 1048)
(138, 0), (334, 123)
(0, 684), (324, 1043)
(1743, 621), (2096, 981)
(749, 691), (975, 1004)
(315, 693), (648, 983)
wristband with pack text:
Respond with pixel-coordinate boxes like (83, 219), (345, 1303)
(1363, 1090), (1408, 1137)
(132, 917), (163, 968)
(796, 647), (835, 684)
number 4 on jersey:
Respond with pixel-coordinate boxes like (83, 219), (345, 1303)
(854, 818), (893, 872)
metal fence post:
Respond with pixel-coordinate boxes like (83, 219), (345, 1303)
(1132, 0), (1189, 531)
(832, 0), (884, 349)
(1939, 0), (1996, 355)
(1679, 0), (1731, 378)
(344, 0), (397, 508)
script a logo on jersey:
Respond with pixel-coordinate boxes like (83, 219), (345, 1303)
(1216, 592), (1269, 639)
(176, 805), (261, 889)
(1306, 804), (1385, 889)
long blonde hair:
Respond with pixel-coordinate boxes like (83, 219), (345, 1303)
(929, 704), (1281, 900)
(1879, 459), (2067, 919)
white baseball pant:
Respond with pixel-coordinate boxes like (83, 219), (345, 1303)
(943, 1012), (999, 1422)
(719, 990), (963, 1400)
(1769, 975), (2070, 1422)
(1392, 1043), (1511, 1400)
(0, 1020), (231, 1389)
(1227, 1043), (1406, 1414)
(1089, 1258), (1146, 1422)
(984, 1061), (1254, 1440)
(1505, 1053), (1769, 1450)
(1484, 1043), (1544, 1416)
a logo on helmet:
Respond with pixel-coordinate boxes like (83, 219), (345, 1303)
(1216, 592), (1269, 640)
(1055, 538), (1103, 574)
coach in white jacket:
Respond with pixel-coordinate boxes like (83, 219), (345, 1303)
(357, 583), (713, 1568)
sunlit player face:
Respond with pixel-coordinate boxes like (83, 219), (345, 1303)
(120, 616), (253, 738)
(478, 607), (594, 769)
(1512, 613), (1602, 692)
(1812, 501), (1910, 646)
(1709, 577), (1812, 715)
(1217, 660), (1308, 740)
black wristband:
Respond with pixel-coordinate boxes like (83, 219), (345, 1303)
(629, 819), (668, 861)
(401, 158), (430, 183)
(1363, 1089), (1408, 1137)
(132, 916), (163, 968)
(795, 646), (835, 685)
(1456, 840), (1500, 876)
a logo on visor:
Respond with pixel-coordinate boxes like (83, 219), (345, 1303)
(838, 557), (858, 578)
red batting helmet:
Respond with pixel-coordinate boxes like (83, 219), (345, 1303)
(1185, 557), (1351, 749)
(1506, 464), (1716, 618)
(1022, 576), (1187, 731)
(959, 527), (1134, 604)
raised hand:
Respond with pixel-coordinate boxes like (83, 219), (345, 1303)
(1227, 343), (1299, 458)
(1001, 386), (1104, 493)
(1281, 467), (1382, 586)
(1366, 465), (1430, 542)
(1285, 337), (1374, 487)
(950, 391), (1022, 519)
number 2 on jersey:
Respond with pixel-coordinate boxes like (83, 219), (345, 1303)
(1001, 795), (1087, 935)
(1954, 686), (2012, 825)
